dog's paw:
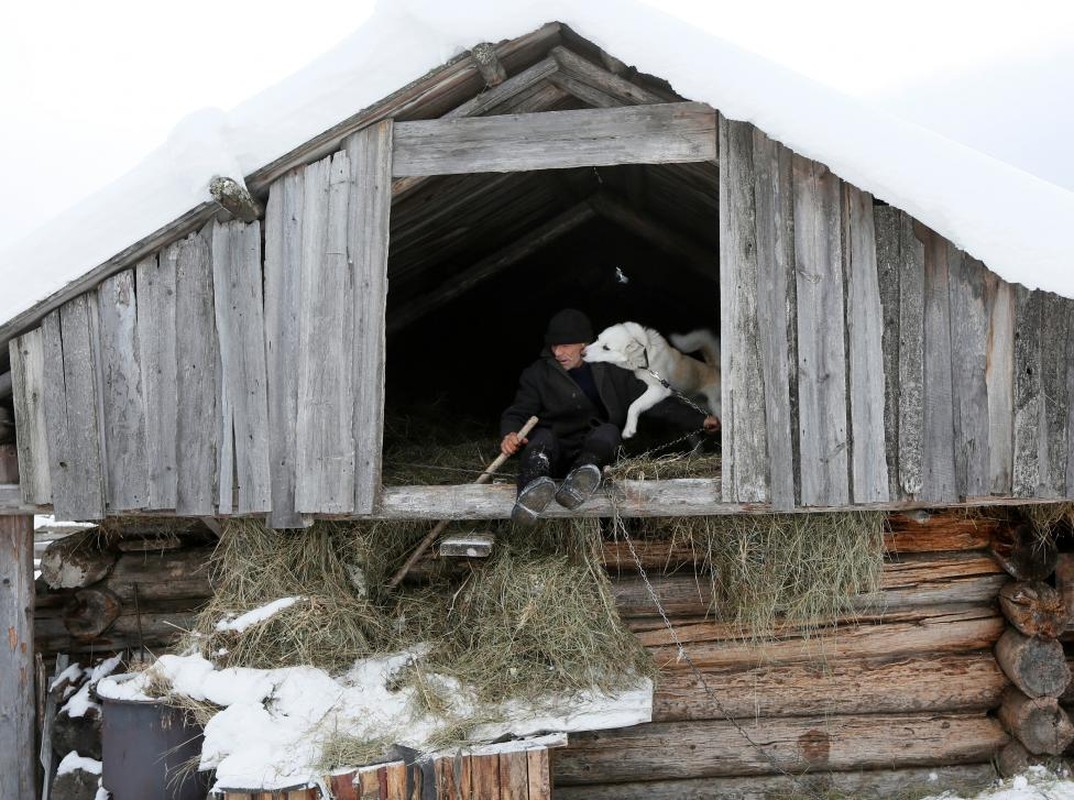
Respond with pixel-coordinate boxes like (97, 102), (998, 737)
(622, 424), (637, 439)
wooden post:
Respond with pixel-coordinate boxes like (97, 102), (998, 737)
(0, 443), (36, 799)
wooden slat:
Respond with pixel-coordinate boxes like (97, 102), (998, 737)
(897, 214), (926, 497)
(264, 169), (308, 528)
(844, 185), (889, 503)
(41, 297), (106, 520)
(385, 762), (407, 800)
(553, 712), (1008, 784)
(347, 120), (393, 514)
(920, 232), (957, 502)
(792, 156), (848, 506)
(471, 753), (500, 800)
(499, 750), (529, 800)
(97, 269), (148, 510)
(1040, 292), (1070, 497)
(720, 118), (768, 503)
(174, 229), (219, 516)
(9, 329), (52, 504)
(1068, 299), (1074, 498)
(295, 154), (355, 513)
(212, 220), (271, 513)
(717, 116), (734, 504)
(948, 255), (990, 498)
(392, 103), (716, 176)
(549, 45), (669, 107)
(752, 133), (795, 510)
(984, 271), (1015, 495)
(874, 206), (902, 500)
(137, 250), (179, 509)
(1013, 285), (1043, 496)
(526, 749), (550, 800)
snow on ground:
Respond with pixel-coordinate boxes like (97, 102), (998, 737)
(1, 0), (1073, 330)
(97, 625), (651, 792)
(925, 766), (1074, 800)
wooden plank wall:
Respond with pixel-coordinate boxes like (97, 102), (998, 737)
(554, 511), (1010, 798)
(720, 117), (1074, 507)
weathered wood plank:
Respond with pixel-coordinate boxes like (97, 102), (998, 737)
(720, 118), (767, 503)
(212, 220), (272, 513)
(9, 329), (52, 504)
(0, 447), (35, 800)
(174, 229), (219, 516)
(554, 712), (1008, 784)
(41, 297), (106, 520)
(1013, 285), (1043, 496)
(347, 120), (393, 515)
(295, 154), (356, 514)
(897, 214), (926, 497)
(392, 103), (716, 176)
(984, 271), (1015, 495)
(920, 232), (957, 502)
(793, 156), (848, 505)
(1040, 291), (1070, 497)
(1068, 299), (1074, 498)
(717, 115), (734, 503)
(752, 129), (793, 509)
(137, 250), (179, 510)
(553, 764), (997, 800)
(263, 170), (308, 528)
(654, 653), (1007, 722)
(549, 45), (669, 107)
(97, 270), (148, 510)
(948, 255), (990, 498)
(527, 748), (550, 800)
(844, 185), (889, 503)
(874, 206), (902, 500)
(498, 750), (528, 800)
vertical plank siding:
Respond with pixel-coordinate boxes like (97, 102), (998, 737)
(920, 233), (958, 503)
(264, 169), (308, 528)
(137, 250), (179, 509)
(874, 207), (903, 500)
(347, 120), (393, 514)
(8, 329), (52, 504)
(211, 220), (272, 513)
(984, 273), (1015, 496)
(1039, 292), (1070, 497)
(1012, 286), (1043, 497)
(97, 270), (148, 510)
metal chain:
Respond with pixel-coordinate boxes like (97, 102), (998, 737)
(606, 493), (818, 793)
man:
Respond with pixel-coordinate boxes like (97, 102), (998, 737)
(500, 309), (718, 525)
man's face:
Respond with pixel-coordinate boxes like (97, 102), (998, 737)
(552, 342), (586, 370)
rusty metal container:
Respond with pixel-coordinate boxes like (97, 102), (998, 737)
(101, 675), (209, 800)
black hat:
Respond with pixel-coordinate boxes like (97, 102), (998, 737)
(544, 308), (594, 345)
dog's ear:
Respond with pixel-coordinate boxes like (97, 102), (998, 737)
(624, 338), (644, 363)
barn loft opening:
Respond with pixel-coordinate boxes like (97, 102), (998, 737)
(382, 160), (719, 483)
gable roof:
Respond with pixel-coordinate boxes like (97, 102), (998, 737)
(2, 0), (1072, 336)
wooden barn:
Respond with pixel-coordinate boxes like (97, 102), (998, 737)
(3, 7), (1074, 799)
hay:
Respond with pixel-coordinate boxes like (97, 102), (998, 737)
(1018, 502), (1074, 537)
(624, 511), (886, 637)
(607, 450), (722, 481)
(381, 407), (508, 486)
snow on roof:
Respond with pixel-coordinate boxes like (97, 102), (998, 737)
(2, 0), (1073, 330)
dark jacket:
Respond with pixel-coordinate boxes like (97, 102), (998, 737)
(500, 351), (705, 441)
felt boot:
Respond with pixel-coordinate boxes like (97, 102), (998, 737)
(511, 476), (557, 526)
(554, 463), (603, 510)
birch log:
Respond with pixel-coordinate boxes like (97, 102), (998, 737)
(994, 627), (1071, 698)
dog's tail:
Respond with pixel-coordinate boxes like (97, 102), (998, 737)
(669, 329), (721, 366)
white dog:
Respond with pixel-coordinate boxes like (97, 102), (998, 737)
(583, 322), (721, 438)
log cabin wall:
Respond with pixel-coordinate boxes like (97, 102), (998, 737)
(719, 115), (1074, 511)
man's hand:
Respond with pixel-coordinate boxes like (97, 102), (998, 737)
(501, 431), (528, 456)
(703, 415), (721, 434)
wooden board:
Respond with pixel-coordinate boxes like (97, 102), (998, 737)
(41, 297), (106, 520)
(719, 117), (768, 503)
(1040, 291), (1070, 497)
(174, 228), (219, 516)
(984, 271), (1015, 495)
(792, 156), (848, 505)
(1013, 285), (1043, 496)
(392, 103), (717, 176)
(874, 206), (903, 500)
(717, 115), (734, 504)
(137, 250), (179, 509)
(1068, 298), (1074, 498)
(844, 185), (889, 503)
(97, 269), (148, 510)
(347, 120), (393, 514)
(947, 254), (990, 498)
(920, 232), (957, 502)
(294, 153), (356, 513)
(897, 214), (926, 498)
(211, 220), (272, 513)
(553, 712), (1008, 784)
(8, 329), (52, 504)
(264, 169), (309, 528)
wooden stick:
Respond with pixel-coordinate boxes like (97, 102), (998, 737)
(386, 416), (538, 590)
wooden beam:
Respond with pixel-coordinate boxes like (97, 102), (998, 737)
(549, 45), (671, 106)
(0, 444), (35, 799)
(387, 201), (597, 335)
(209, 176), (263, 223)
(392, 102), (717, 176)
(588, 192), (715, 280)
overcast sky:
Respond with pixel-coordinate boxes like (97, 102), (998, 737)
(1, 0), (1072, 251)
